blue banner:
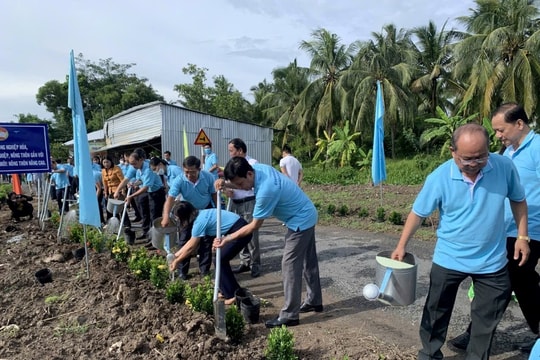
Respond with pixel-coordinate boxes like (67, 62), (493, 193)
(0, 123), (51, 174)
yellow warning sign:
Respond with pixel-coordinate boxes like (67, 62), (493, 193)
(194, 128), (212, 145)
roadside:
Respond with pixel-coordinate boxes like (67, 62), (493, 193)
(238, 218), (532, 360)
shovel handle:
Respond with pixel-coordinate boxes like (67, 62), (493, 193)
(213, 190), (222, 302)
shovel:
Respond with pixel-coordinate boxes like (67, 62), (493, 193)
(213, 190), (227, 340)
(115, 187), (132, 241)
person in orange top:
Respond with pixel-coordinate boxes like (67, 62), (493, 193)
(101, 156), (125, 219)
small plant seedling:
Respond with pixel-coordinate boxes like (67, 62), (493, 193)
(388, 211), (403, 225)
(265, 325), (298, 360)
(327, 204), (336, 215)
(375, 207), (386, 222)
(225, 304), (245, 344)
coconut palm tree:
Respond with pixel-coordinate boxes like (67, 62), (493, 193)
(341, 24), (417, 158)
(411, 20), (459, 117)
(453, 0), (540, 121)
(260, 59), (311, 145)
(296, 28), (357, 137)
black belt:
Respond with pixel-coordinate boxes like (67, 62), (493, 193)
(232, 196), (255, 204)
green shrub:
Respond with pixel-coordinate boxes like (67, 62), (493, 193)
(375, 207), (386, 222)
(326, 204), (336, 215)
(225, 304), (245, 344)
(110, 238), (130, 262)
(67, 223), (84, 243)
(185, 277), (214, 315)
(128, 247), (152, 280)
(86, 228), (106, 252)
(166, 279), (187, 304)
(389, 211), (403, 225)
(50, 211), (60, 227)
(338, 205), (349, 216)
(358, 207), (369, 218)
(149, 257), (170, 289)
(265, 325), (298, 360)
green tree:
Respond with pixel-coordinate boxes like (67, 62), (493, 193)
(420, 106), (479, 157)
(453, 0), (540, 121)
(210, 75), (251, 121)
(260, 59), (311, 146)
(174, 63), (212, 113)
(327, 120), (361, 167)
(297, 28), (357, 137)
(411, 20), (459, 117)
(174, 64), (252, 122)
(36, 54), (163, 141)
(249, 80), (274, 126)
(341, 24), (417, 158)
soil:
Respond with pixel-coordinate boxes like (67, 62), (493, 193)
(0, 185), (533, 359)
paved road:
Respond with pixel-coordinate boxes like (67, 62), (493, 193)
(240, 218), (532, 360)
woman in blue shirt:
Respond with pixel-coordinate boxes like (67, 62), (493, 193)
(169, 201), (252, 304)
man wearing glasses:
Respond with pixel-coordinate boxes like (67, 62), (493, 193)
(161, 155), (217, 279)
(391, 123), (530, 360)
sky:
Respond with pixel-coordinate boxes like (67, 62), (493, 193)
(0, 0), (476, 123)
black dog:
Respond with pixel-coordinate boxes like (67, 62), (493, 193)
(7, 192), (34, 222)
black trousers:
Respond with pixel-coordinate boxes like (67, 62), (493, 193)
(137, 192), (150, 233)
(507, 237), (540, 335)
(176, 225), (213, 276)
(418, 263), (511, 360)
(148, 188), (166, 222)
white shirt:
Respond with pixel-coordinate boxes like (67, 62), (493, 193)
(279, 155), (302, 184)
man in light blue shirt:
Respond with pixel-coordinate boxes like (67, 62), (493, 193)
(391, 123), (530, 360)
(50, 159), (70, 213)
(161, 155), (217, 279)
(126, 152), (165, 239)
(203, 143), (219, 180)
(216, 157), (322, 329)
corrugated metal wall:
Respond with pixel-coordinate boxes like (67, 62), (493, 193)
(161, 103), (273, 166)
(103, 102), (274, 167)
(104, 103), (163, 146)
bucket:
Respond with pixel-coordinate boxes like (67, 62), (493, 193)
(363, 251), (417, 306)
(106, 198), (125, 215)
(234, 288), (260, 324)
(35, 268), (53, 285)
(72, 247), (86, 261)
(151, 217), (178, 251)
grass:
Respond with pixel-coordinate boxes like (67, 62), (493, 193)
(304, 184), (439, 242)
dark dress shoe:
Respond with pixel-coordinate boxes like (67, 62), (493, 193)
(265, 317), (299, 328)
(299, 303), (323, 313)
(448, 331), (470, 350)
(232, 264), (250, 274)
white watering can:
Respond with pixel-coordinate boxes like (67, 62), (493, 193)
(363, 251), (417, 306)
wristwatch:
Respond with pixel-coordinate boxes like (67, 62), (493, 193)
(517, 235), (530, 243)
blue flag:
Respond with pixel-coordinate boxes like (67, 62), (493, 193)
(68, 50), (101, 228)
(371, 80), (387, 186)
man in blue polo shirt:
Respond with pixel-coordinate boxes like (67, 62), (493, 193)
(391, 123), (530, 360)
(125, 151), (165, 237)
(161, 155), (217, 279)
(215, 157), (322, 329)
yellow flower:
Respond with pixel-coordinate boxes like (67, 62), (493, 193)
(135, 269), (142, 275)
(155, 333), (165, 343)
(157, 265), (167, 270)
